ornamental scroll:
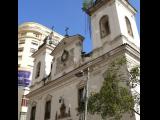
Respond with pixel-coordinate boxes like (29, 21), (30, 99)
(55, 101), (72, 120)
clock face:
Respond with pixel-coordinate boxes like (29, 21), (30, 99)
(61, 50), (69, 62)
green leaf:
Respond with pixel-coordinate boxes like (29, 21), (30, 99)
(87, 57), (137, 120)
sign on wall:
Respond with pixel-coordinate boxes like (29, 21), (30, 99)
(18, 70), (31, 87)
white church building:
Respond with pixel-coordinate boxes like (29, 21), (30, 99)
(26, 0), (140, 120)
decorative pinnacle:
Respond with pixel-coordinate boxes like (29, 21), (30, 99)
(49, 25), (54, 39)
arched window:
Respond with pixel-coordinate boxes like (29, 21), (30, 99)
(44, 95), (52, 120)
(125, 16), (133, 37)
(30, 101), (37, 120)
(99, 15), (110, 38)
(35, 62), (41, 78)
(30, 106), (36, 120)
(44, 100), (51, 120)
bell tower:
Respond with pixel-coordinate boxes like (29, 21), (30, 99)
(83, 0), (140, 53)
(30, 32), (55, 91)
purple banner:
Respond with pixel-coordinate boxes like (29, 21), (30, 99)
(18, 70), (31, 87)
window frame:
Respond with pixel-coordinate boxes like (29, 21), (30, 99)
(125, 16), (134, 37)
(18, 47), (24, 52)
(30, 106), (36, 120)
(99, 15), (111, 38)
(21, 32), (26, 36)
(44, 100), (51, 120)
(18, 56), (22, 61)
(78, 87), (85, 108)
(35, 62), (41, 79)
(31, 42), (38, 46)
(19, 40), (25, 44)
(21, 95), (29, 107)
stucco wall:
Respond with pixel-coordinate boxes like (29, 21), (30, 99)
(27, 51), (139, 120)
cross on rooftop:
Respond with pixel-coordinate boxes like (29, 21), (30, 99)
(65, 27), (69, 37)
(49, 25), (54, 39)
(51, 26), (54, 31)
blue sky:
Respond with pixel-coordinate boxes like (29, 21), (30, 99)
(18, 0), (140, 53)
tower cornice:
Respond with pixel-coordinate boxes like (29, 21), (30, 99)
(83, 0), (137, 16)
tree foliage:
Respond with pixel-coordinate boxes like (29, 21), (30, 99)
(87, 57), (140, 120)
(82, 0), (94, 10)
(129, 66), (140, 115)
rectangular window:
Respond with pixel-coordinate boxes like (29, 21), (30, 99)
(19, 40), (25, 44)
(35, 62), (41, 78)
(31, 42), (38, 46)
(18, 56), (22, 61)
(33, 33), (40, 38)
(78, 87), (85, 110)
(21, 32), (26, 36)
(44, 100), (51, 120)
(18, 47), (24, 52)
(21, 97), (28, 106)
(30, 106), (36, 120)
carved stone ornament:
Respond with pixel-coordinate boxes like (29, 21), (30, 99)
(55, 100), (71, 120)
(56, 48), (74, 74)
(61, 50), (69, 63)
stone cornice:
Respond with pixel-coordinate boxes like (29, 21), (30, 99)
(19, 22), (51, 31)
(31, 44), (55, 58)
(18, 27), (47, 34)
(84, 0), (136, 16)
(18, 35), (42, 41)
(27, 43), (139, 98)
(92, 34), (140, 57)
(124, 44), (140, 61)
(18, 27), (63, 39)
(119, 0), (137, 14)
(84, 0), (109, 16)
(110, 34), (140, 52)
(18, 22), (64, 39)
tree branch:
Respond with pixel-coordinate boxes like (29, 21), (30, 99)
(131, 108), (140, 116)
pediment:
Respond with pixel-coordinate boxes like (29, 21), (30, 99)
(50, 34), (84, 56)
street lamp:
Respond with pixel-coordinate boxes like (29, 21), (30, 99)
(75, 67), (90, 120)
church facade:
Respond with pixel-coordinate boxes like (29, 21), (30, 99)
(26, 0), (140, 120)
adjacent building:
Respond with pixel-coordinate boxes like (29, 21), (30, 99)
(26, 0), (140, 120)
(18, 22), (64, 120)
